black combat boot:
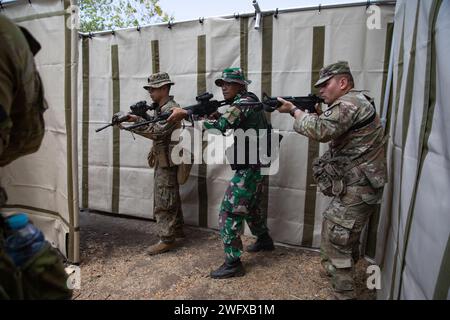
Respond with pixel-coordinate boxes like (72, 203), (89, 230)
(246, 233), (275, 252)
(210, 259), (245, 279)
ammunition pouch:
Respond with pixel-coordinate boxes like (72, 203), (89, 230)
(313, 152), (351, 197)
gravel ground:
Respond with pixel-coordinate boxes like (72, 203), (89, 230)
(73, 210), (376, 300)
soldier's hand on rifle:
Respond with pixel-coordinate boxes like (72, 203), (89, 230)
(276, 97), (295, 113)
(126, 114), (139, 122)
(112, 111), (128, 123)
(167, 107), (188, 123)
(117, 114), (139, 129)
(276, 97), (305, 119)
(207, 111), (221, 120)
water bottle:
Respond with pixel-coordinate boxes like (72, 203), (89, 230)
(4, 213), (45, 267)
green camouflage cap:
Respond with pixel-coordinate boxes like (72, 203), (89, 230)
(314, 61), (352, 88)
(143, 72), (175, 90)
(215, 67), (251, 87)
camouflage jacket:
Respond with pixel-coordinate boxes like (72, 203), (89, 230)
(131, 96), (181, 168)
(294, 90), (387, 189)
(204, 91), (267, 132)
(0, 15), (46, 167)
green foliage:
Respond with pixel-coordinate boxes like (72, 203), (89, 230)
(79, 0), (172, 33)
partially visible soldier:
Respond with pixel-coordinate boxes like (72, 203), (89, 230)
(277, 61), (387, 299)
(168, 68), (275, 278)
(123, 72), (185, 255)
(0, 14), (71, 299)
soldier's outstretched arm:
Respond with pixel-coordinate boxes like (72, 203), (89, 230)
(294, 102), (356, 142)
(203, 104), (244, 134)
(167, 107), (189, 123)
(132, 109), (181, 140)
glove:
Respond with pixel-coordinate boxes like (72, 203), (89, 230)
(112, 111), (129, 124)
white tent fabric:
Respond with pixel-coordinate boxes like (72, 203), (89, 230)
(79, 3), (395, 251)
(1, 0), (79, 262)
(376, 0), (450, 300)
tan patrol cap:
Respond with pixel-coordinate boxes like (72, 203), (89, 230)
(143, 72), (175, 90)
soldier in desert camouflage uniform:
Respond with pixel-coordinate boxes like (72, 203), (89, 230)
(124, 72), (184, 255)
(277, 61), (387, 299)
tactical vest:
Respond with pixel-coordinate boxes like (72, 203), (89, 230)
(227, 92), (279, 170)
(312, 94), (387, 196)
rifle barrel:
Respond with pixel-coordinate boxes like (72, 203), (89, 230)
(95, 123), (114, 133)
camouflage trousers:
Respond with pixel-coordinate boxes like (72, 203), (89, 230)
(219, 168), (268, 262)
(154, 165), (183, 243)
(320, 184), (382, 292)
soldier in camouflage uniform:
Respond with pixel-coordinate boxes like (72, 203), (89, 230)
(124, 72), (184, 255)
(168, 68), (275, 278)
(0, 15), (71, 299)
(277, 61), (387, 299)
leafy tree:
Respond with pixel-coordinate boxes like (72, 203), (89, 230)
(79, 0), (172, 33)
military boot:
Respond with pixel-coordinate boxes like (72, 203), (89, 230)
(146, 240), (176, 255)
(246, 233), (275, 252)
(332, 290), (356, 300)
(210, 259), (245, 279)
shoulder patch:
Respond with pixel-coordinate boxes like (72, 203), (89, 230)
(324, 110), (333, 117)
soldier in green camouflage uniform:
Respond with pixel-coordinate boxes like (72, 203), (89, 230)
(167, 68), (275, 278)
(205, 68), (275, 278)
(124, 72), (184, 255)
(0, 15), (71, 299)
(277, 61), (387, 299)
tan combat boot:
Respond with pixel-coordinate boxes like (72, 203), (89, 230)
(146, 240), (176, 255)
(331, 270), (356, 299)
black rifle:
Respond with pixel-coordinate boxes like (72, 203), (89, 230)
(95, 101), (158, 133)
(236, 93), (323, 113)
(124, 92), (228, 131)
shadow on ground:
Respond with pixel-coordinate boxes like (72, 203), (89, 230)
(73, 210), (376, 300)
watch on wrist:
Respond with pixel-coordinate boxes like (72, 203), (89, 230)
(289, 107), (299, 117)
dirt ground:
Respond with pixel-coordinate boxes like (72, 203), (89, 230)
(72, 210), (376, 300)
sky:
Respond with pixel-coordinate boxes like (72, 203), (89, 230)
(158, 0), (363, 22)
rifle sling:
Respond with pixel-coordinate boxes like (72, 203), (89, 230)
(349, 111), (376, 131)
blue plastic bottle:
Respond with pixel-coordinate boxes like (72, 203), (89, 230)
(5, 213), (45, 267)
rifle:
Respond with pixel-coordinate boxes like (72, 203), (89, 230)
(123, 92), (228, 131)
(95, 101), (158, 133)
(236, 93), (323, 114)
